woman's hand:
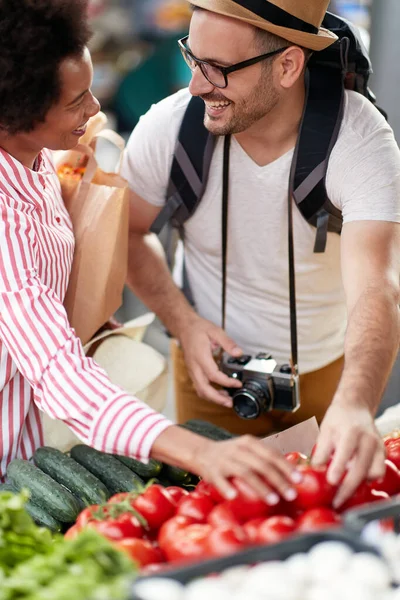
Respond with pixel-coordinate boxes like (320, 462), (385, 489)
(192, 435), (301, 504)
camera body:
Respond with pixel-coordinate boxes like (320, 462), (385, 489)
(220, 352), (300, 420)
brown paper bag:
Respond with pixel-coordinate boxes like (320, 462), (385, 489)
(55, 112), (108, 209)
(55, 130), (129, 345)
(262, 417), (319, 456)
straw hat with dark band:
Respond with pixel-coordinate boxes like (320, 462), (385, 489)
(189, 0), (338, 51)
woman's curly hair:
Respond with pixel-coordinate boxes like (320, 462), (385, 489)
(0, 0), (91, 134)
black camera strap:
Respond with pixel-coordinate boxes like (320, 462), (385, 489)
(221, 135), (299, 377)
(221, 135), (231, 331)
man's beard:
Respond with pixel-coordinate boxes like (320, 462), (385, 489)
(202, 71), (280, 136)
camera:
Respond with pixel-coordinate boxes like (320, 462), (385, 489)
(220, 352), (300, 420)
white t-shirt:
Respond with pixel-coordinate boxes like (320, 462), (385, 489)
(121, 88), (400, 373)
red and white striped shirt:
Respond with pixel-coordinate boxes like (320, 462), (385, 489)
(0, 147), (172, 479)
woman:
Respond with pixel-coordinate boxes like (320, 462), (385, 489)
(0, 0), (299, 504)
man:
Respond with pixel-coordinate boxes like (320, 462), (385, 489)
(121, 0), (400, 506)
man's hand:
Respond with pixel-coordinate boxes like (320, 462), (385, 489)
(312, 401), (385, 508)
(192, 435), (301, 505)
(178, 315), (244, 406)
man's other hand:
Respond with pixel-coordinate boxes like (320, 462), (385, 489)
(312, 402), (385, 508)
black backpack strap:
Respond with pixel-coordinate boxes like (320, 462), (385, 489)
(150, 96), (215, 234)
(291, 55), (346, 253)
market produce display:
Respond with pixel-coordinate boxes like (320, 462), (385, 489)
(3, 427), (204, 532)
(0, 491), (136, 600)
(2, 423), (400, 600)
(59, 430), (400, 573)
(132, 541), (396, 600)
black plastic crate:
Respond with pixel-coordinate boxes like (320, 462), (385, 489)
(344, 496), (400, 534)
(130, 529), (380, 595)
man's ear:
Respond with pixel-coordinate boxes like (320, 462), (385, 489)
(276, 46), (307, 89)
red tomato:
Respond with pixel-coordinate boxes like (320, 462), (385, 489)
(384, 434), (400, 448)
(195, 481), (225, 504)
(243, 518), (266, 543)
(64, 524), (80, 540)
(108, 492), (130, 504)
(195, 480), (214, 497)
(86, 511), (144, 539)
(76, 505), (102, 529)
(166, 486), (189, 504)
(297, 507), (341, 533)
(162, 523), (212, 563)
(256, 516), (296, 544)
(206, 525), (248, 558)
(275, 498), (304, 520)
(86, 519), (127, 541)
(385, 439), (400, 470)
(177, 495), (214, 523)
(133, 485), (176, 530)
(143, 528), (159, 542)
(158, 515), (196, 551)
(114, 513), (145, 538)
(285, 451), (308, 465)
(340, 482), (389, 512)
(117, 538), (165, 568)
(207, 503), (241, 529)
(293, 466), (337, 511)
(339, 481), (372, 512)
(226, 478), (271, 522)
(371, 460), (400, 496)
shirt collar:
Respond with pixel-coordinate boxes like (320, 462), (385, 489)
(0, 147), (55, 207)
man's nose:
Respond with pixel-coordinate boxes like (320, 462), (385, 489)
(188, 65), (215, 97)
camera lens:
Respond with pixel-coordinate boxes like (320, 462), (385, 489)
(232, 380), (273, 420)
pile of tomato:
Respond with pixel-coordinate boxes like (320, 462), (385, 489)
(65, 438), (400, 571)
(57, 162), (87, 181)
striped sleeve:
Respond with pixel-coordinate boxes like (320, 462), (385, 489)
(0, 196), (172, 461)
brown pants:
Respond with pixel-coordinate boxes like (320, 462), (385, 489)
(172, 340), (344, 437)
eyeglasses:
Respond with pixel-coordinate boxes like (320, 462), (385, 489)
(178, 35), (286, 89)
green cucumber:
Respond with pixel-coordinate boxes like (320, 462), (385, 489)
(25, 502), (63, 532)
(161, 464), (190, 485)
(156, 477), (175, 488)
(70, 445), (144, 495)
(33, 446), (110, 505)
(0, 482), (61, 531)
(181, 419), (235, 441)
(113, 455), (162, 479)
(0, 483), (16, 493)
(7, 459), (80, 523)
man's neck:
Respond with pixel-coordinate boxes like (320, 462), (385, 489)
(234, 85), (306, 167)
(0, 133), (40, 169)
